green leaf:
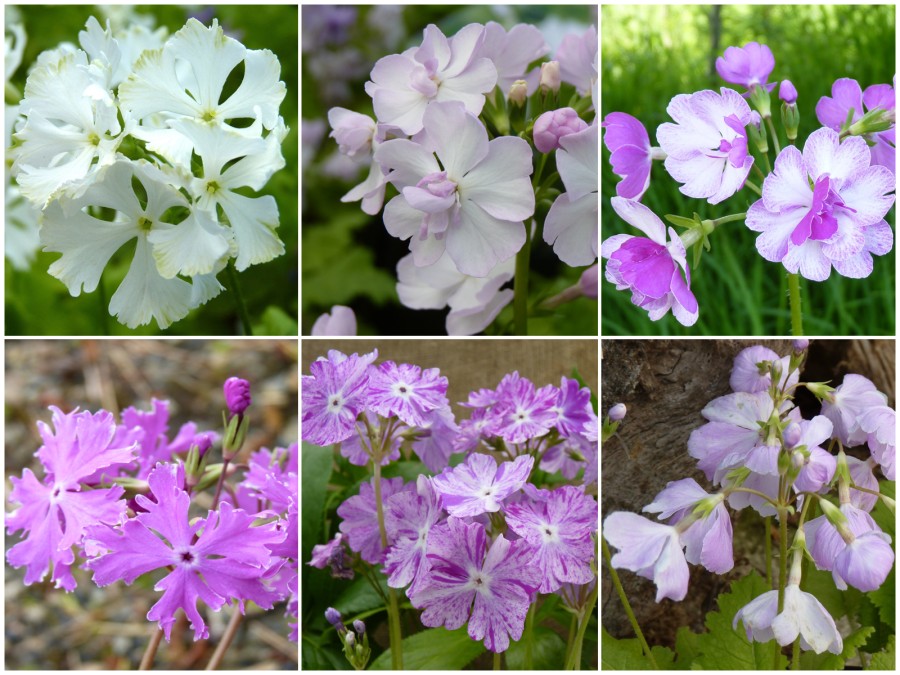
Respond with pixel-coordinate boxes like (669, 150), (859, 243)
(332, 575), (389, 618)
(694, 571), (788, 670)
(256, 305), (298, 335)
(870, 480), (895, 539)
(368, 627), (485, 670)
(867, 568), (895, 630)
(301, 442), (333, 561)
(868, 635), (895, 669)
(672, 626), (700, 669)
(800, 625), (874, 669)
(601, 628), (674, 670)
(506, 626), (567, 669)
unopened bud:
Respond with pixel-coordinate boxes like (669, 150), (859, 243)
(748, 82), (772, 118)
(539, 61), (560, 94)
(779, 79), (798, 104)
(818, 498), (854, 542)
(608, 403), (627, 421)
(533, 107), (588, 153)
(224, 377), (251, 416)
(792, 338), (809, 352)
(345, 632), (356, 648)
(580, 264), (598, 299)
(508, 80), (528, 107)
(781, 100), (800, 141)
(747, 110), (768, 154)
(353, 619), (366, 635)
(325, 607), (344, 630)
(805, 381), (835, 400)
(791, 449), (805, 470)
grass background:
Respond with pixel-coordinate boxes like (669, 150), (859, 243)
(601, 4), (896, 336)
(5, 5), (299, 336)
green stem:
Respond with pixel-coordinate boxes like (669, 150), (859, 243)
(494, 651), (502, 669)
(373, 460), (403, 669)
(564, 614), (578, 665)
(513, 224), (532, 335)
(762, 151), (772, 174)
(566, 582), (599, 670)
(602, 540), (655, 668)
(713, 212), (747, 226)
(764, 516), (773, 587)
(98, 276), (111, 335)
(787, 272), (803, 336)
(774, 507), (788, 670)
(752, 162), (766, 182)
(765, 115), (782, 155)
(226, 261), (254, 336)
(727, 486), (780, 508)
(524, 602), (535, 669)
(744, 179), (762, 196)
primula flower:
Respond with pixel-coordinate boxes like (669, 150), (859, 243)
(224, 377), (252, 416)
(603, 511), (689, 602)
(375, 101), (534, 277)
(367, 361), (449, 427)
(544, 123), (598, 266)
(301, 349), (377, 446)
(816, 78), (896, 173)
(657, 88), (755, 204)
(734, 585), (842, 654)
(602, 112), (653, 201)
(339, 411), (400, 467)
(87, 463), (284, 641)
(533, 107), (588, 153)
(384, 476), (445, 594)
(409, 405), (459, 473)
(311, 305), (357, 336)
(789, 417), (837, 494)
(847, 456), (879, 512)
(488, 377), (559, 444)
(820, 374), (889, 446)
(337, 477), (410, 564)
(365, 23), (497, 135)
(505, 486), (598, 593)
(308, 533), (354, 580)
(602, 197), (698, 326)
(408, 517), (541, 653)
(555, 25), (597, 95)
(746, 128), (895, 280)
(551, 376), (594, 438)
(779, 79), (798, 104)
(715, 42), (776, 91)
(858, 405), (895, 480)
(477, 22), (548, 94)
(432, 453), (533, 518)
(729, 345), (798, 394)
(7, 407), (137, 591)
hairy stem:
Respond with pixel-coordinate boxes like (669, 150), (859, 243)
(139, 627), (164, 670)
(514, 224), (532, 335)
(226, 261), (254, 336)
(602, 540), (656, 668)
(373, 459), (403, 669)
(788, 272), (803, 336)
(205, 609), (243, 670)
(210, 458), (230, 511)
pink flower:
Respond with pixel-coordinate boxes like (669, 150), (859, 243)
(432, 453), (533, 518)
(729, 345), (798, 394)
(747, 128), (895, 280)
(311, 305), (357, 336)
(224, 377), (251, 416)
(337, 477), (410, 564)
(602, 197), (698, 326)
(477, 22), (548, 94)
(375, 101), (534, 277)
(533, 107), (588, 153)
(657, 88), (755, 204)
(715, 42), (776, 90)
(328, 108), (376, 160)
(602, 112), (652, 200)
(820, 374), (888, 446)
(859, 405), (895, 480)
(734, 585), (842, 654)
(779, 79), (798, 104)
(555, 25), (597, 95)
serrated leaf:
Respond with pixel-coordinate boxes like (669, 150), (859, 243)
(672, 626), (700, 669)
(694, 571), (788, 669)
(867, 568), (895, 630)
(870, 480), (895, 538)
(868, 635), (895, 669)
(368, 626), (485, 669)
(800, 625), (874, 669)
(601, 628), (673, 670)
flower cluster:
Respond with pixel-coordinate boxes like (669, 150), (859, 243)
(6, 379), (298, 645)
(602, 40), (895, 328)
(603, 343), (896, 655)
(318, 19), (598, 335)
(7, 15), (288, 328)
(304, 350), (598, 656)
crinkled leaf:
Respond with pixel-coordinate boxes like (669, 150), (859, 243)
(601, 627), (675, 670)
(868, 635), (895, 670)
(369, 626), (485, 670)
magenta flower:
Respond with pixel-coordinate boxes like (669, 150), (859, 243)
(384, 476), (445, 594)
(301, 349), (377, 446)
(505, 486), (597, 593)
(657, 88), (754, 204)
(533, 107), (588, 153)
(367, 361), (449, 427)
(551, 376), (594, 438)
(816, 78), (896, 173)
(408, 517), (541, 653)
(489, 378), (558, 444)
(715, 42), (776, 91)
(432, 453), (533, 517)
(375, 101), (534, 277)
(746, 128), (895, 280)
(820, 374), (889, 446)
(602, 197), (698, 326)
(87, 463), (283, 641)
(603, 511), (689, 602)
(734, 585), (842, 654)
(779, 79), (798, 104)
(859, 405), (895, 480)
(224, 376), (251, 416)
(6, 407), (137, 591)
(337, 477), (410, 564)
(602, 112), (652, 200)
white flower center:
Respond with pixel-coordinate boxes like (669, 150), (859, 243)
(391, 381), (413, 400)
(540, 523), (560, 544)
(328, 392), (345, 414)
(174, 546), (199, 568)
(467, 567), (491, 594)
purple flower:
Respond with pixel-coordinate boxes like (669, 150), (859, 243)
(816, 78), (896, 174)
(820, 374), (888, 446)
(729, 345), (798, 394)
(734, 585), (842, 654)
(367, 361), (448, 427)
(384, 476), (445, 594)
(409, 405), (458, 473)
(602, 112), (652, 201)
(477, 22), (548, 94)
(325, 606), (344, 629)
(608, 403), (627, 422)
(301, 350), (377, 446)
(224, 376), (251, 416)
(505, 486), (597, 593)
(715, 42), (776, 90)
(580, 264), (598, 299)
(539, 433), (593, 480)
(859, 405), (895, 480)
(311, 305), (357, 336)
(847, 456), (879, 512)
(555, 25), (597, 95)
(602, 197), (698, 326)
(490, 378), (558, 444)
(308, 533), (354, 580)
(87, 463), (283, 641)
(432, 453), (533, 518)
(746, 128), (895, 281)
(551, 377), (594, 437)
(337, 477), (410, 564)
(365, 24), (497, 135)
(328, 108), (376, 161)
(408, 517), (541, 653)
(6, 407), (137, 591)
(779, 79), (798, 104)
(603, 511), (689, 602)
(657, 88), (754, 204)
(340, 411), (400, 467)
(790, 417), (837, 494)
(533, 107), (588, 153)
(375, 101), (534, 277)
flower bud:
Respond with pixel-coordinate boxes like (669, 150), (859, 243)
(748, 82), (772, 118)
(746, 110), (768, 154)
(539, 61), (560, 94)
(325, 607), (344, 629)
(792, 338), (809, 352)
(847, 106), (895, 136)
(353, 619), (366, 635)
(791, 449), (805, 470)
(580, 264), (598, 299)
(781, 100), (800, 141)
(327, 107), (375, 161)
(224, 377), (251, 416)
(805, 381), (836, 400)
(783, 422), (802, 448)
(779, 79), (798, 104)
(345, 632), (356, 648)
(608, 403), (627, 421)
(533, 107), (588, 153)
(508, 79), (528, 107)
(818, 498), (854, 543)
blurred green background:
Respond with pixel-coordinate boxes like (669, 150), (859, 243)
(301, 5), (598, 336)
(601, 5), (895, 336)
(5, 5), (298, 336)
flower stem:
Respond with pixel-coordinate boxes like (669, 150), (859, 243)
(602, 540), (656, 668)
(226, 261), (254, 336)
(513, 224), (532, 335)
(774, 508), (788, 670)
(373, 459), (403, 669)
(494, 651), (502, 669)
(210, 458), (230, 511)
(205, 609), (243, 670)
(765, 115), (782, 155)
(764, 516), (773, 587)
(564, 613), (578, 665)
(712, 212), (747, 226)
(744, 179), (762, 196)
(787, 272), (803, 336)
(566, 581), (599, 670)
(139, 627), (164, 670)
(524, 602), (536, 669)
